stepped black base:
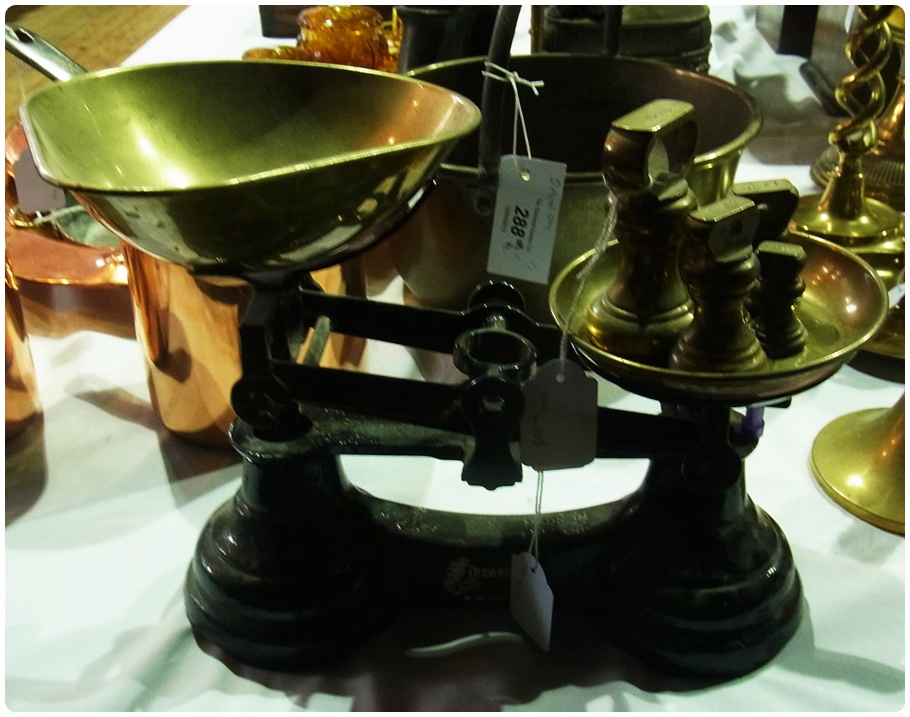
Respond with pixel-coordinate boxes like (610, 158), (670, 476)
(571, 457), (803, 678)
(184, 420), (394, 670)
(185, 415), (803, 678)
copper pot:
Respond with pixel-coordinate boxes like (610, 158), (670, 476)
(122, 243), (249, 446)
(5, 256), (40, 438)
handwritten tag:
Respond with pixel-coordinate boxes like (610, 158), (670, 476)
(487, 155), (566, 285)
(520, 360), (598, 471)
(510, 551), (553, 651)
(13, 146), (66, 215)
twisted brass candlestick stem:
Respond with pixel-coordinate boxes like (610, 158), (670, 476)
(831, 6), (892, 159)
(811, 7), (905, 211)
(790, 5), (904, 248)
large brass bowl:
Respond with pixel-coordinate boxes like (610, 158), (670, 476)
(18, 60), (481, 275)
(550, 230), (888, 405)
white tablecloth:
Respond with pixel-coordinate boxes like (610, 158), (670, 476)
(6, 6), (905, 711)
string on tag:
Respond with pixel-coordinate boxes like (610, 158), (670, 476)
(526, 469), (545, 568)
(482, 61), (545, 162)
(557, 192), (620, 373)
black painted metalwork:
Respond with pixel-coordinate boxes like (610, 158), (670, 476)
(186, 277), (802, 680)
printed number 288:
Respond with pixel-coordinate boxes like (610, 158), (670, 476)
(511, 205), (529, 238)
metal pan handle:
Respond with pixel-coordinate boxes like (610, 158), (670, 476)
(5, 24), (87, 82)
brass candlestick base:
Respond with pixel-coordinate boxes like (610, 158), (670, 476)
(811, 146), (904, 211)
(812, 8), (905, 211)
(789, 182), (904, 251)
(811, 395), (905, 535)
(790, 5), (904, 358)
(791, 5), (904, 249)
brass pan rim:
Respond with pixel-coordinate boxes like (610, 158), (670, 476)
(21, 59), (482, 196)
(549, 230), (889, 405)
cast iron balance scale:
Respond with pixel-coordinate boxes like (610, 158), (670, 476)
(13, 33), (887, 680)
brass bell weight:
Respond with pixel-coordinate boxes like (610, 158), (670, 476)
(582, 100), (809, 374)
(668, 195), (769, 373)
(583, 99), (698, 366)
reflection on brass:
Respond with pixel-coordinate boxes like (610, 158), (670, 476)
(864, 268), (905, 358)
(811, 8), (904, 211)
(668, 196), (769, 373)
(585, 100), (698, 366)
(550, 229), (888, 404)
(7, 25), (480, 275)
(5, 256), (40, 438)
(811, 394), (905, 535)
(122, 243), (248, 446)
(388, 54), (762, 322)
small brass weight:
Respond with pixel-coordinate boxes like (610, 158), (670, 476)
(668, 195), (768, 372)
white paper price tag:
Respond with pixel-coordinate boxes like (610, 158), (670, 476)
(487, 154), (566, 285)
(520, 360), (598, 471)
(510, 551), (553, 652)
(13, 146), (66, 215)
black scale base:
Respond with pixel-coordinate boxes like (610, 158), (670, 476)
(185, 412), (802, 680)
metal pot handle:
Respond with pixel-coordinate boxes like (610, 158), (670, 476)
(477, 5), (521, 183)
(476, 6), (623, 184)
(5, 24), (87, 82)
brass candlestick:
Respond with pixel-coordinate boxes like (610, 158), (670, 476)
(811, 7), (905, 212)
(790, 5), (904, 358)
(790, 5), (904, 249)
(811, 394), (905, 535)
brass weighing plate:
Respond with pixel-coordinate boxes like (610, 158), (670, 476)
(19, 61), (481, 275)
(550, 230), (888, 405)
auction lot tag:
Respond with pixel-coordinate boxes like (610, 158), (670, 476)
(487, 154), (566, 285)
(13, 146), (66, 215)
(520, 360), (598, 471)
(510, 551), (553, 651)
